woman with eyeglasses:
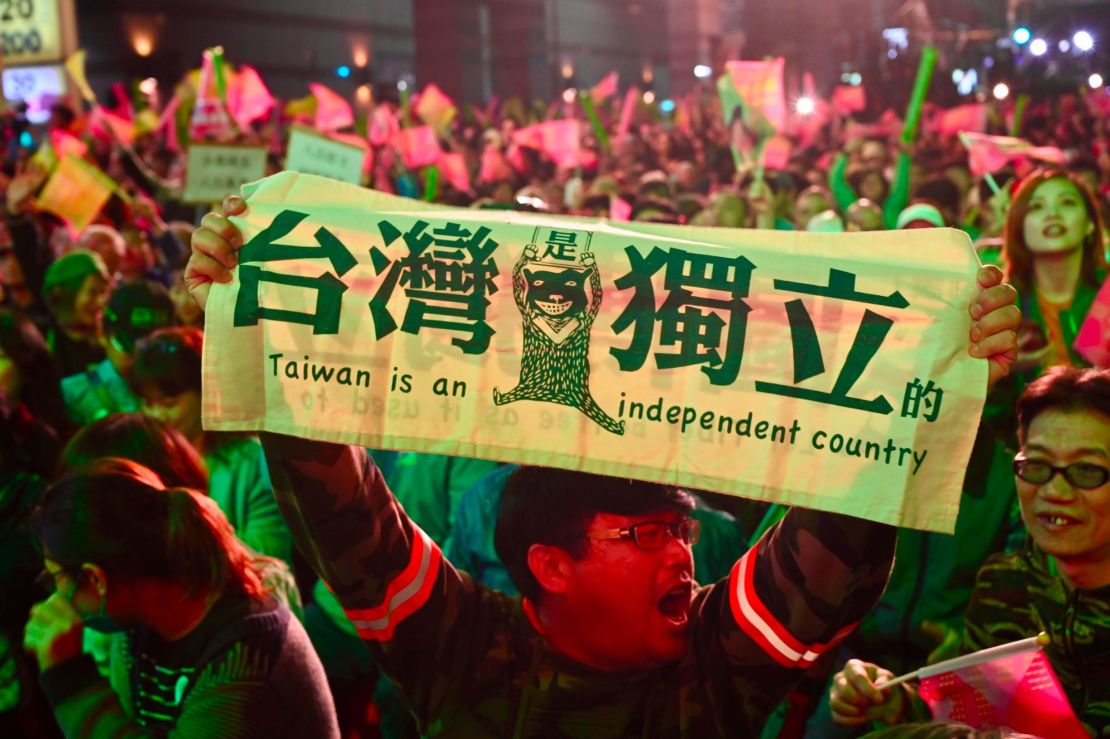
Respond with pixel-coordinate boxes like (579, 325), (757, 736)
(21, 458), (338, 738)
(828, 366), (1110, 736)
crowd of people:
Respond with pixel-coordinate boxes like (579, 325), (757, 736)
(4, 51), (1110, 737)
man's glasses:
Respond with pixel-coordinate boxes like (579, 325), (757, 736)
(1013, 456), (1110, 490)
(586, 519), (701, 550)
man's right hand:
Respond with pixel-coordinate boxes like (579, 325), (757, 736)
(185, 194), (248, 312)
(828, 658), (906, 727)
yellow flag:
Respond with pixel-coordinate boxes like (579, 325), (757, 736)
(64, 50), (96, 104)
(36, 156), (115, 233)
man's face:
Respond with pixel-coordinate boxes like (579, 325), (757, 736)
(1018, 408), (1110, 570)
(562, 510), (695, 670)
(72, 274), (111, 331)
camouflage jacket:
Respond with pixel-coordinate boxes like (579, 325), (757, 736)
(964, 543), (1110, 736)
(262, 434), (895, 738)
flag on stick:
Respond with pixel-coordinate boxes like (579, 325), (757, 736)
(590, 71), (619, 102)
(884, 635), (1086, 738)
(959, 132), (1065, 177)
(310, 83), (354, 132)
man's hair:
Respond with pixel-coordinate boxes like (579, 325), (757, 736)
(130, 327), (203, 397)
(494, 467), (694, 601)
(1017, 367), (1110, 443)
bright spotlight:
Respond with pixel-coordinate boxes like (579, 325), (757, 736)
(693, 64), (712, 79)
(952, 68), (965, 83)
(850, 72), (862, 86)
(1091, 73), (1105, 89)
(642, 90), (656, 104)
(1012, 27), (1032, 45)
(1060, 40), (1071, 53)
(562, 88), (577, 104)
(1030, 38), (1048, 56)
(397, 79), (409, 91)
(993, 82), (1010, 100)
(794, 96), (815, 115)
(336, 65), (351, 79)
(660, 99), (676, 113)
(1075, 30), (1095, 52)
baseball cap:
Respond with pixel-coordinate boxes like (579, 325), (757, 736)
(41, 250), (110, 295)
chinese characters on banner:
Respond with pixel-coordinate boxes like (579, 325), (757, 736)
(183, 144), (268, 204)
(203, 172), (986, 533)
(285, 128), (365, 185)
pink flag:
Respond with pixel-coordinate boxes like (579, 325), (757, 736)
(438, 151), (472, 194)
(478, 144), (513, 184)
(309, 83), (354, 132)
(415, 84), (457, 133)
(511, 124), (545, 150)
(539, 119), (582, 169)
(1077, 276), (1110, 367)
(591, 71), (619, 102)
(330, 132), (375, 176)
(936, 103), (988, 136)
(920, 648), (1086, 738)
(229, 65), (274, 129)
(391, 125), (440, 169)
(761, 136), (792, 170)
(51, 130), (88, 160)
(960, 132), (1066, 177)
(725, 58), (787, 131)
(832, 85), (866, 115)
(157, 92), (182, 152)
(505, 143), (529, 174)
(610, 195), (632, 222)
(90, 106), (135, 144)
(368, 105), (400, 147)
(616, 86), (640, 140)
(189, 50), (233, 141)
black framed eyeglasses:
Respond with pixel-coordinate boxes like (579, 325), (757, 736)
(586, 519), (701, 550)
(1013, 456), (1110, 490)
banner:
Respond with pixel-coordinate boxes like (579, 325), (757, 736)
(182, 144), (268, 204)
(36, 156), (115, 234)
(203, 172), (987, 533)
(286, 127), (365, 185)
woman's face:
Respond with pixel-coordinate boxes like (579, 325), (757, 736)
(1022, 178), (1094, 257)
(72, 274), (110, 331)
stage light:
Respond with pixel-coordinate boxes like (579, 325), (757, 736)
(850, 72), (862, 86)
(993, 82), (1010, 100)
(562, 88), (577, 104)
(1074, 30), (1095, 52)
(1091, 73), (1105, 89)
(139, 77), (158, 96)
(336, 65), (351, 79)
(642, 90), (656, 104)
(693, 64), (712, 79)
(1012, 27), (1032, 45)
(957, 69), (978, 96)
(660, 99), (676, 113)
(1060, 40), (1072, 53)
(795, 96), (815, 115)
(1030, 38), (1048, 56)
(397, 79), (409, 91)
(952, 69), (965, 83)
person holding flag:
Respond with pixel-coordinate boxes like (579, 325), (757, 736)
(830, 366), (1110, 737)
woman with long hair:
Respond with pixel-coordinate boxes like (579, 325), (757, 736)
(1003, 167), (1107, 371)
(23, 458), (337, 737)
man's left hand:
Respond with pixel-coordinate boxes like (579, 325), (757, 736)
(23, 593), (85, 673)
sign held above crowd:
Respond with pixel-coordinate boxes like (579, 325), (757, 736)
(203, 172), (988, 534)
